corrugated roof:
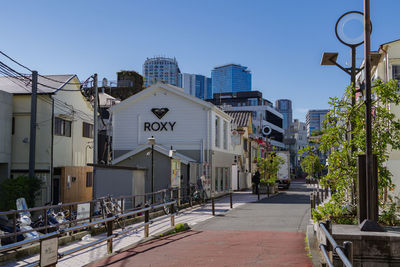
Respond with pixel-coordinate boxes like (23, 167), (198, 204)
(0, 74), (76, 94)
(225, 111), (252, 127)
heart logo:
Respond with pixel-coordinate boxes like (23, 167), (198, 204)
(151, 108), (169, 119)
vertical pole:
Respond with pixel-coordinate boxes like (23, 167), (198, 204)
(230, 191), (233, 209)
(326, 219), (333, 262)
(211, 194), (215, 215)
(257, 184), (260, 200)
(189, 186), (192, 207)
(310, 193), (314, 218)
(106, 213), (113, 254)
(44, 209), (48, 234)
(144, 209), (149, 237)
(358, 155), (367, 223)
(170, 203), (175, 227)
(13, 212), (17, 243)
(151, 143), (154, 204)
(29, 70), (38, 178)
(351, 46), (357, 205)
(343, 241), (353, 265)
(93, 74), (98, 165)
(364, 0), (375, 222)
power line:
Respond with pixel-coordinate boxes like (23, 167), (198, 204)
(0, 50), (32, 72)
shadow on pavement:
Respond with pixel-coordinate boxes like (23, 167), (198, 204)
(91, 230), (201, 267)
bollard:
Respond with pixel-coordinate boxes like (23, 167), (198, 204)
(343, 241), (353, 265)
(106, 213), (113, 254)
(144, 208), (150, 238)
(267, 184), (270, 198)
(313, 191), (317, 207)
(44, 208), (48, 234)
(230, 191), (233, 209)
(212, 195), (215, 215)
(189, 186), (192, 207)
(310, 193), (314, 218)
(170, 203), (175, 227)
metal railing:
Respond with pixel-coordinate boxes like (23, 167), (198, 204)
(0, 200), (177, 266)
(319, 220), (353, 267)
(0, 188), (181, 243)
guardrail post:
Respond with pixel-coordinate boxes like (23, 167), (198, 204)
(120, 197), (124, 214)
(178, 188), (181, 207)
(106, 213), (113, 254)
(170, 203), (175, 227)
(326, 219), (333, 262)
(44, 208), (48, 234)
(189, 186), (192, 207)
(13, 212), (17, 243)
(257, 185), (260, 200)
(310, 193), (314, 218)
(343, 241), (353, 265)
(144, 208), (150, 238)
(267, 184), (270, 198)
(211, 194), (215, 216)
(230, 191), (233, 209)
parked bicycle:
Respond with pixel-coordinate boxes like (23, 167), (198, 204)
(190, 182), (206, 205)
(100, 195), (125, 230)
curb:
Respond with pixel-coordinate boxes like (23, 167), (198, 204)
(306, 224), (322, 267)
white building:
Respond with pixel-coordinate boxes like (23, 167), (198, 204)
(0, 75), (94, 205)
(110, 83), (235, 197)
(0, 90), (12, 183)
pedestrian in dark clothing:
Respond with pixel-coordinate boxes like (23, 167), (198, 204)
(252, 170), (261, 194)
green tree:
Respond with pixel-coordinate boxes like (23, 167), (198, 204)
(314, 80), (400, 223)
(0, 176), (42, 211)
(299, 145), (323, 178)
(256, 152), (284, 185)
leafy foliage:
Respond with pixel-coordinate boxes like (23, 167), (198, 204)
(299, 145), (323, 178)
(0, 176), (42, 211)
(315, 80), (400, 223)
(256, 152), (284, 184)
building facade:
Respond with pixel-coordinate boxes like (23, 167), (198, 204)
(110, 83), (235, 197)
(306, 109), (329, 136)
(285, 119), (308, 173)
(143, 57), (181, 88)
(178, 73), (212, 100)
(208, 91), (285, 149)
(0, 90), (12, 183)
(275, 99), (293, 131)
(211, 64), (251, 94)
(0, 75), (94, 205)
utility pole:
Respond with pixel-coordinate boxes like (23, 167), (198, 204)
(93, 74), (98, 165)
(361, 0), (382, 231)
(29, 71), (38, 178)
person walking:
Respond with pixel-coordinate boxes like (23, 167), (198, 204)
(252, 170), (261, 194)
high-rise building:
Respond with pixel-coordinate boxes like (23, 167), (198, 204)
(306, 109), (329, 136)
(143, 57), (180, 88)
(178, 73), (212, 100)
(275, 99), (293, 131)
(211, 64), (251, 94)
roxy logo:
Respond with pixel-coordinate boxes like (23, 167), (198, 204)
(145, 108), (176, 131)
(151, 108), (169, 119)
(144, 121), (176, 132)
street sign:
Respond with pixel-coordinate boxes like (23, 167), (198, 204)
(40, 237), (59, 267)
(262, 125), (272, 136)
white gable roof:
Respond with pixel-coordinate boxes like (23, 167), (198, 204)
(109, 82), (231, 120)
(112, 144), (196, 165)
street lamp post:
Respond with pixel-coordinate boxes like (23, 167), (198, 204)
(148, 136), (155, 204)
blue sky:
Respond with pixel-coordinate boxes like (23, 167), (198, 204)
(1, 0), (400, 121)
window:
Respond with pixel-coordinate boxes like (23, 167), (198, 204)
(215, 116), (220, 147)
(55, 117), (71, 137)
(86, 172), (93, 187)
(243, 138), (248, 152)
(223, 121), (228, 150)
(393, 65), (400, 88)
(83, 122), (94, 138)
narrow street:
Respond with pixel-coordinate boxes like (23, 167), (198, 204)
(89, 180), (313, 267)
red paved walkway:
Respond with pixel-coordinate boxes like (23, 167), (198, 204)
(89, 230), (312, 267)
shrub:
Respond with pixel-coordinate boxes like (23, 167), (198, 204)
(0, 176), (42, 211)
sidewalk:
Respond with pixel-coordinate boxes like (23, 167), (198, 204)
(3, 191), (266, 267)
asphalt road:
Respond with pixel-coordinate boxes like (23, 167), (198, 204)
(193, 179), (312, 232)
(89, 180), (313, 267)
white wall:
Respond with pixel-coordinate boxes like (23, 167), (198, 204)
(113, 86), (213, 152)
(0, 90), (12, 180)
